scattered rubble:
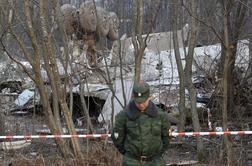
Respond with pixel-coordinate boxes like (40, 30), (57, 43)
(0, 140), (31, 150)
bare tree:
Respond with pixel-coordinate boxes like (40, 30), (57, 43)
(132, 0), (145, 82)
(222, 8), (233, 165)
(196, 0), (249, 164)
(0, 0), (13, 62)
(184, 0), (205, 161)
(0, 0), (83, 158)
(39, 0), (82, 157)
(171, 0), (186, 132)
(172, 0), (205, 161)
(220, 0), (249, 165)
(212, 1), (248, 165)
(132, 0), (161, 82)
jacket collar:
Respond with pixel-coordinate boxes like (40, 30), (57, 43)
(126, 100), (158, 120)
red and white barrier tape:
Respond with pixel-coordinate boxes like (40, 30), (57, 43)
(1, 131), (252, 140)
(0, 134), (111, 140)
(171, 131), (252, 137)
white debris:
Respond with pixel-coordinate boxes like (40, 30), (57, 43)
(14, 89), (34, 107)
(0, 140), (31, 150)
(98, 79), (134, 124)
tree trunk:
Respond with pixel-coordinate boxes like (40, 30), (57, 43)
(171, 0), (186, 132)
(218, 0), (248, 112)
(22, 0), (74, 157)
(222, 6), (233, 166)
(221, 1), (248, 164)
(132, 0), (145, 82)
(39, 0), (83, 158)
(80, 84), (94, 133)
(35, 74), (73, 157)
(131, 0), (160, 82)
(3, 0), (13, 63)
(185, 0), (205, 161)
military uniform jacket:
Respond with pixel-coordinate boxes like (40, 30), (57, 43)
(112, 100), (170, 159)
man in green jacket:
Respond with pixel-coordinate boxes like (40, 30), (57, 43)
(112, 81), (170, 166)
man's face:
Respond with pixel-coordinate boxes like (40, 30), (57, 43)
(134, 97), (151, 111)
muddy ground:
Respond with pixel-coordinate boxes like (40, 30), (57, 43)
(0, 93), (251, 166)
(0, 112), (251, 166)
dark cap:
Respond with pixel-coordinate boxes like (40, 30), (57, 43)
(133, 81), (150, 103)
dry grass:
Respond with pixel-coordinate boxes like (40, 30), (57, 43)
(1, 140), (122, 166)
